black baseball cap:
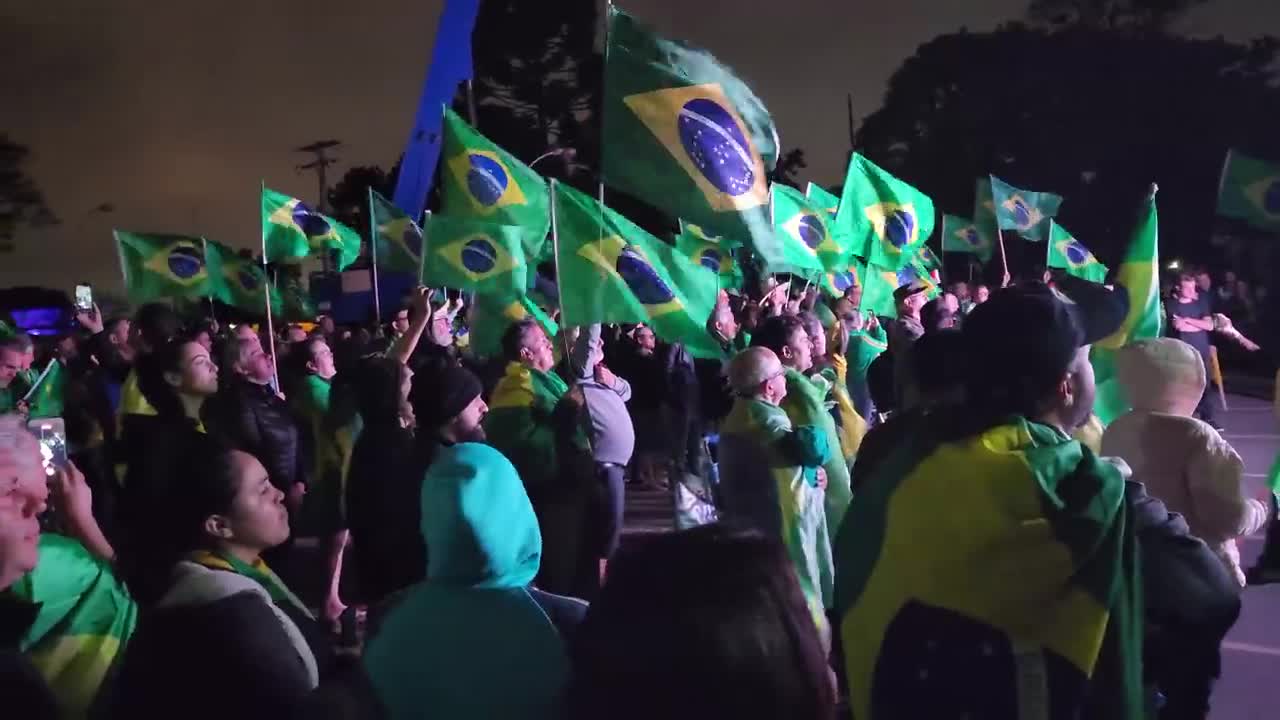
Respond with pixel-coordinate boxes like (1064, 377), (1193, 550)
(962, 276), (1129, 390)
(893, 279), (931, 303)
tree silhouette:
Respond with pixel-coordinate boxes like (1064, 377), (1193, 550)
(854, 26), (1280, 269)
(327, 164), (393, 234)
(1027, 0), (1210, 30)
(768, 148), (809, 190)
(0, 134), (56, 246)
(469, 0), (601, 182)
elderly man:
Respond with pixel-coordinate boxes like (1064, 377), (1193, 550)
(483, 319), (590, 596)
(717, 346), (832, 628)
(751, 315), (853, 539)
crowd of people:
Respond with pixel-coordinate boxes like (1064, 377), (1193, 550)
(0, 262), (1275, 720)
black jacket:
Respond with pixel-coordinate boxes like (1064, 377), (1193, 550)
(109, 563), (337, 720)
(204, 378), (308, 491)
(0, 593), (58, 720)
(345, 423), (427, 605)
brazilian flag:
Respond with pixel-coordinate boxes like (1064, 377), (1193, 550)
(25, 359), (64, 419)
(553, 181), (723, 360)
(771, 184), (845, 276)
(206, 240), (282, 316)
(675, 219), (744, 290)
(468, 293), (559, 360)
(1091, 186), (1162, 426)
(913, 245), (942, 279)
(1216, 149), (1280, 231)
(833, 416), (1143, 720)
(835, 153), (935, 271)
(941, 214), (994, 263)
(806, 182), (840, 219)
(821, 257), (865, 299)
(421, 214), (528, 296)
(989, 175), (1062, 242)
(860, 262), (938, 319)
(11, 534), (138, 720)
(440, 108), (550, 260)
(261, 187), (361, 269)
(369, 189), (423, 276)
(114, 231), (212, 304)
(277, 274), (316, 322)
(602, 6), (782, 271)
(1048, 221), (1108, 283)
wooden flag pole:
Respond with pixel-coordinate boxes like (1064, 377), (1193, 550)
(995, 227), (1010, 284)
(259, 181), (280, 391)
(367, 188), (382, 327)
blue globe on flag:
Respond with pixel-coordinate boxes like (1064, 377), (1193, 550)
(1264, 180), (1280, 214)
(698, 248), (723, 273)
(1011, 200), (1032, 229)
(466, 154), (510, 207)
(963, 228), (981, 247)
(885, 210), (915, 249)
(292, 203), (331, 238)
(167, 245), (204, 279)
(1064, 242), (1090, 265)
(677, 98), (755, 198)
(796, 215), (826, 251)
(617, 247), (676, 306)
(461, 237), (498, 274)
(238, 269), (260, 292)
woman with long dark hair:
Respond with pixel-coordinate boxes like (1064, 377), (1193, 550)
(109, 435), (335, 719)
(568, 524), (836, 720)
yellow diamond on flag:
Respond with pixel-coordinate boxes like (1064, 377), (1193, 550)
(623, 83), (769, 213)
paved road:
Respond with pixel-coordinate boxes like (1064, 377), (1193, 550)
(621, 394), (1280, 718)
(1208, 394), (1278, 720)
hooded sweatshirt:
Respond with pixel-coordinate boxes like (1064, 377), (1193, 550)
(1101, 337), (1267, 586)
(364, 443), (572, 720)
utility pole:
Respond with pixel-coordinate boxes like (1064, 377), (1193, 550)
(295, 140), (342, 272)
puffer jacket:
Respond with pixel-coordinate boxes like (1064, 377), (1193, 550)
(204, 378), (307, 492)
(1101, 338), (1267, 585)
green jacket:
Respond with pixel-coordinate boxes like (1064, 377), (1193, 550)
(719, 397), (834, 618)
(781, 368), (853, 538)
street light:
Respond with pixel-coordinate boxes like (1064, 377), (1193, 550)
(530, 147), (577, 169)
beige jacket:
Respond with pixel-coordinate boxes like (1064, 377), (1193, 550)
(1101, 338), (1267, 586)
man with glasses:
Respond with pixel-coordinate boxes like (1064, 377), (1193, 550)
(717, 346), (832, 631)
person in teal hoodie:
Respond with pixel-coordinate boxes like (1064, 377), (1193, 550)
(363, 442), (584, 720)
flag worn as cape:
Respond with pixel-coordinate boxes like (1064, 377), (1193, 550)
(833, 414), (1143, 720)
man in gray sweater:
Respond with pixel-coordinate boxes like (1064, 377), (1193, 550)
(568, 324), (634, 596)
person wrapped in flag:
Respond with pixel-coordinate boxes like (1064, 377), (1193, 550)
(717, 347), (832, 641)
(834, 278), (1145, 720)
(750, 315), (854, 542)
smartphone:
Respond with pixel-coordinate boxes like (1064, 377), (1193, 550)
(74, 284), (93, 312)
(28, 418), (67, 478)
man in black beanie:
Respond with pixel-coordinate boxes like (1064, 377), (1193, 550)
(410, 365), (488, 466)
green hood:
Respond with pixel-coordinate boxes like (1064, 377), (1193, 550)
(366, 443), (569, 720)
(421, 442), (542, 589)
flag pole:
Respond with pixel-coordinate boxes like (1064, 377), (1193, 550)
(549, 178), (597, 457)
(995, 227), (1009, 284)
(201, 237), (218, 327)
(260, 181), (280, 390)
(1046, 220), (1054, 272)
(420, 210), (432, 286)
(367, 188), (382, 327)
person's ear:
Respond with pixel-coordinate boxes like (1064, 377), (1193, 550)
(306, 359), (318, 375)
(204, 513), (234, 541)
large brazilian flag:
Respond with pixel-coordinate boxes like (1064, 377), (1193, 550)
(833, 415), (1143, 720)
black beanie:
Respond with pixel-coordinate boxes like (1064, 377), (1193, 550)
(410, 365), (483, 428)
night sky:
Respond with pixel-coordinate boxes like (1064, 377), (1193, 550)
(1, 0), (1272, 294)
